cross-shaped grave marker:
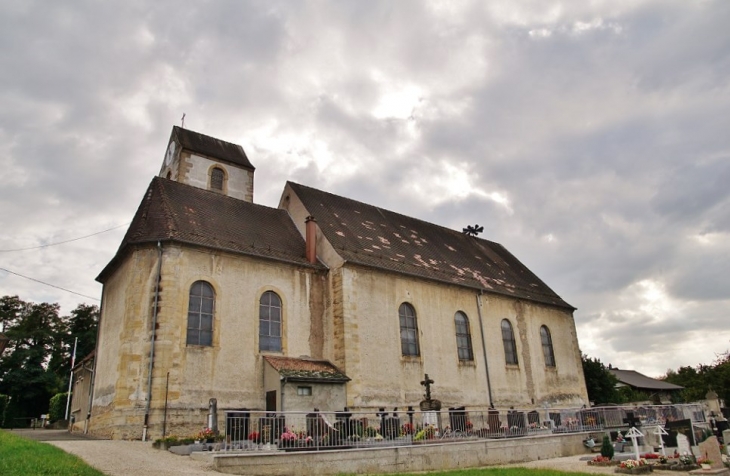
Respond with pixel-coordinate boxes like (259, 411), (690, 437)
(652, 426), (669, 456)
(623, 411), (641, 428)
(625, 426), (645, 461)
(420, 374), (434, 401)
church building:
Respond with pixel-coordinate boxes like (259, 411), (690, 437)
(88, 126), (589, 439)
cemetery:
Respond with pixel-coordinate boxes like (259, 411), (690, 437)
(149, 375), (729, 475)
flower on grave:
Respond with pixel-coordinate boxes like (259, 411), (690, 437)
(465, 421), (473, 430)
(659, 456), (668, 464)
(197, 427), (216, 440)
(620, 459), (641, 469)
(615, 432), (625, 442)
(678, 454), (694, 465)
(591, 455), (611, 463)
(247, 431), (260, 443)
(280, 427), (297, 441)
(401, 422), (415, 435)
(697, 456), (713, 465)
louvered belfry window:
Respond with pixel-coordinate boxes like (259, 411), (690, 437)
(210, 167), (224, 191)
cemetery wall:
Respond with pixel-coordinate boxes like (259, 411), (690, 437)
(212, 432), (590, 475)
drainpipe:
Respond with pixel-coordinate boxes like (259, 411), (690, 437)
(476, 291), (494, 407)
(280, 377), (286, 413)
(143, 241), (163, 441)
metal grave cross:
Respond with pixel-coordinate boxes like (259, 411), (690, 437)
(652, 426), (669, 456)
(625, 426), (645, 461)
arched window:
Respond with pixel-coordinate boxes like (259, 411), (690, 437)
(187, 281), (214, 346)
(454, 312), (474, 361)
(259, 291), (282, 352)
(540, 325), (556, 367)
(210, 167), (225, 191)
(399, 303), (420, 356)
(501, 319), (518, 365)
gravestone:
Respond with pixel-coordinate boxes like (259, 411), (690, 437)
(667, 419), (696, 446)
(419, 374), (442, 431)
(698, 436), (724, 469)
(724, 430), (730, 455)
(677, 433), (691, 456)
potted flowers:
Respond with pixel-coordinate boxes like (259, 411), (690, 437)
(197, 427), (216, 443)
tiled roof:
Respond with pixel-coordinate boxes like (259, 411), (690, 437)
(171, 126), (254, 169)
(97, 177), (320, 282)
(288, 182), (574, 310)
(263, 356), (350, 383)
(610, 369), (684, 391)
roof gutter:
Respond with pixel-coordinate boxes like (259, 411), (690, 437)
(143, 241), (163, 441)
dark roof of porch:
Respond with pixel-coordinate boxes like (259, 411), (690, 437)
(264, 356), (350, 383)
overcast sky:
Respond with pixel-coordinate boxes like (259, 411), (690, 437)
(1, 0), (728, 379)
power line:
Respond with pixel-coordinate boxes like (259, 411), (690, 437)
(0, 222), (130, 252)
(0, 267), (100, 301)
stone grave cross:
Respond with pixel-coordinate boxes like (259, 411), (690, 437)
(625, 426), (644, 461)
(623, 411), (641, 428)
(652, 426), (668, 456)
(421, 374), (434, 401)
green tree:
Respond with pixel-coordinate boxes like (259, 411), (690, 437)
(0, 296), (64, 423)
(47, 303), (99, 389)
(581, 354), (621, 404)
(661, 347), (730, 404)
(664, 365), (707, 402)
(0, 297), (99, 426)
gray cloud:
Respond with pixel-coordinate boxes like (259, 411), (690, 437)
(1, 0), (729, 377)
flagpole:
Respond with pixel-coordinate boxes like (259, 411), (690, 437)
(65, 337), (78, 422)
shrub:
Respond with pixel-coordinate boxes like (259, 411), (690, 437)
(48, 393), (69, 422)
(601, 434), (614, 460)
(0, 394), (8, 426)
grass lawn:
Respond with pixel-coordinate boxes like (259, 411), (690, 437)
(0, 430), (106, 476)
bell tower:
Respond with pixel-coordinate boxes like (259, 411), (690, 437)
(159, 126), (255, 202)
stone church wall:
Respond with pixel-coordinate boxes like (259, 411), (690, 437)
(90, 244), (323, 439)
(334, 264), (588, 411)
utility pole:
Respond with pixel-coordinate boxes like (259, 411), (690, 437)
(65, 337), (78, 421)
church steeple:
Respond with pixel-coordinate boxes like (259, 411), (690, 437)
(159, 126), (255, 202)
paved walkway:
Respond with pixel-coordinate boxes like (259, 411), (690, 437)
(9, 429), (218, 476)
(6, 429), (688, 475)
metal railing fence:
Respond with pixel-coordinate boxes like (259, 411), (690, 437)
(215, 403), (708, 452)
